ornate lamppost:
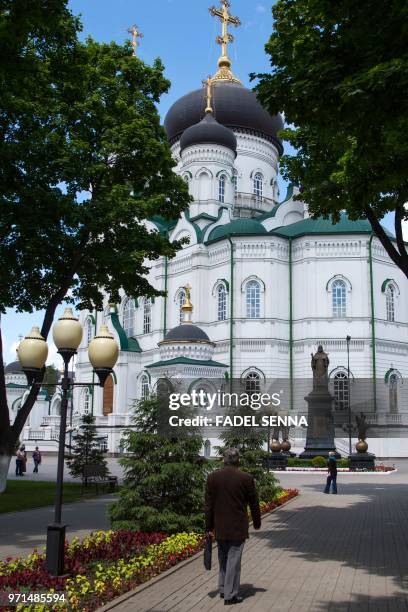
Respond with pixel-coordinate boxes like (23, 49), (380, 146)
(18, 308), (119, 576)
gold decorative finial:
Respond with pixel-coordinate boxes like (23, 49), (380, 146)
(127, 24), (143, 57)
(203, 76), (214, 114)
(182, 284), (193, 323)
(209, 0), (241, 84)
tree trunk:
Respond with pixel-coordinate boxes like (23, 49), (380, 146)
(0, 453), (11, 493)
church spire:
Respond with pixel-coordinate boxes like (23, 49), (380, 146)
(209, 0), (241, 84)
(127, 24), (143, 57)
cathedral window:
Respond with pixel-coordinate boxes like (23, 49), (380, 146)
(141, 374), (150, 400)
(86, 318), (93, 346)
(246, 280), (261, 319)
(388, 372), (398, 413)
(333, 371), (349, 411)
(122, 297), (135, 337)
(217, 284), (227, 321)
(253, 172), (263, 201)
(218, 174), (226, 203)
(386, 284), (395, 322)
(143, 298), (152, 334)
(83, 388), (90, 414)
(177, 289), (186, 323)
(332, 279), (346, 318)
(245, 371), (261, 394)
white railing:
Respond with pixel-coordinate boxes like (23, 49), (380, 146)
(233, 192), (275, 215)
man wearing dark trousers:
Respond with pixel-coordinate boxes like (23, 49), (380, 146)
(205, 448), (261, 605)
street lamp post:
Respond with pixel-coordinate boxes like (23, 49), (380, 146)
(346, 335), (352, 456)
(18, 309), (119, 576)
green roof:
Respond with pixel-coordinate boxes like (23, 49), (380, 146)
(109, 312), (141, 352)
(149, 215), (178, 235)
(207, 219), (267, 243)
(146, 357), (228, 369)
(272, 213), (395, 238)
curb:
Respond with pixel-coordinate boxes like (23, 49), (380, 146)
(97, 493), (300, 611)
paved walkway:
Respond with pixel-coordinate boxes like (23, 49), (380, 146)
(102, 467), (408, 612)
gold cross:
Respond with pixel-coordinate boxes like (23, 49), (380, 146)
(203, 76), (213, 114)
(209, 1), (241, 61)
(184, 283), (192, 300)
(127, 24), (144, 57)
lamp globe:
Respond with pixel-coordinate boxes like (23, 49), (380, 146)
(18, 326), (48, 370)
(52, 308), (83, 352)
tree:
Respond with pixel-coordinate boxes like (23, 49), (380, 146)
(0, 2), (190, 491)
(218, 409), (279, 501)
(255, 0), (408, 277)
(109, 395), (207, 533)
(67, 413), (109, 482)
(42, 365), (60, 397)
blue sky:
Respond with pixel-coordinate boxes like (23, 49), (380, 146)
(1, 0), (396, 366)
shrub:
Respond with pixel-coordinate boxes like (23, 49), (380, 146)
(311, 456), (326, 468)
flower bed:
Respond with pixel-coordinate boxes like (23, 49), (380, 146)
(284, 466), (395, 473)
(0, 489), (298, 611)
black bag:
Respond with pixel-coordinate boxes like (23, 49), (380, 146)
(204, 534), (212, 570)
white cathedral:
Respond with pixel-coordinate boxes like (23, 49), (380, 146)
(11, 2), (408, 457)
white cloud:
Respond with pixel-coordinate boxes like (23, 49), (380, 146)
(256, 3), (266, 13)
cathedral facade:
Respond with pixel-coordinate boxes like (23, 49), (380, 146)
(16, 2), (408, 456)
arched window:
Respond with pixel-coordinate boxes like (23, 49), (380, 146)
(217, 284), (227, 321)
(86, 318), (93, 346)
(218, 174), (226, 203)
(253, 172), (263, 201)
(389, 372), (399, 413)
(333, 372), (349, 411)
(178, 289), (186, 324)
(141, 374), (150, 400)
(246, 280), (260, 319)
(332, 279), (346, 318)
(83, 388), (90, 414)
(204, 440), (211, 458)
(245, 371), (261, 394)
(122, 298), (135, 337)
(386, 285), (395, 322)
(143, 298), (152, 334)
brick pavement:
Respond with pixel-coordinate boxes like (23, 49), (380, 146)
(101, 468), (408, 612)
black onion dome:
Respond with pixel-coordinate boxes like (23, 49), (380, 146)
(180, 112), (237, 154)
(161, 324), (211, 343)
(165, 81), (283, 154)
(5, 361), (23, 374)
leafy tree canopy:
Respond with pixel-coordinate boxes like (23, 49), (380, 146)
(255, 0), (408, 276)
(0, 0), (190, 464)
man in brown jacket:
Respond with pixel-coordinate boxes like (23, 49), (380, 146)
(205, 448), (261, 605)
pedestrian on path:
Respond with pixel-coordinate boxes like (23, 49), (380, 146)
(324, 451), (338, 494)
(32, 447), (42, 473)
(15, 447), (25, 476)
(205, 448), (261, 606)
(21, 445), (27, 473)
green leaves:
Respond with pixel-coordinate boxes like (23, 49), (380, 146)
(255, 0), (408, 275)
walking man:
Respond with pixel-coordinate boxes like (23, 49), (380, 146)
(205, 448), (261, 605)
(324, 451), (338, 494)
(32, 447), (42, 473)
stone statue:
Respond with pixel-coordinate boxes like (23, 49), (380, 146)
(311, 345), (330, 389)
(356, 412), (368, 441)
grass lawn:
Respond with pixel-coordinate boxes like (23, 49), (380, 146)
(0, 480), (86, 514)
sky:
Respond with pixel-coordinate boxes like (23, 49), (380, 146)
(1, 0), (401, 368)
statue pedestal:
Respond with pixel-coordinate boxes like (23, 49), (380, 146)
(349, 452), (376, 471)
(300, 388), (340, 459)
(263, 453), (288, 471)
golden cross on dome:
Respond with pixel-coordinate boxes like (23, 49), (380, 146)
(184, 283), (192, 301)
(209, 0), (241, 83)
(127, 24), (143, 57)
(203, 76), (214, 114)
